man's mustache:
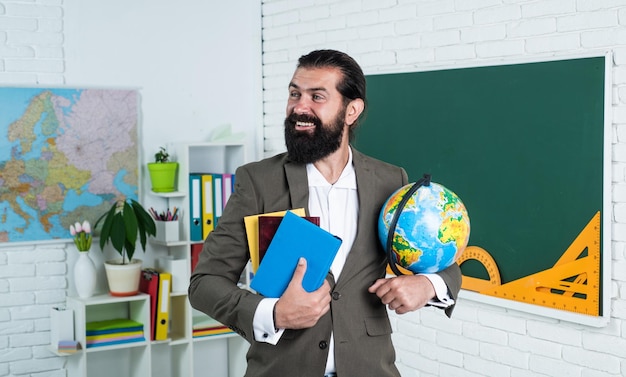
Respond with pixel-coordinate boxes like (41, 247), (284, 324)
(286, 113), (321, 127)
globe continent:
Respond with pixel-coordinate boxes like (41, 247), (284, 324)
(378, 182), (470, 274)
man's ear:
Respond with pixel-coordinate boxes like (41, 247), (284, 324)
(345, 98), (365, 127)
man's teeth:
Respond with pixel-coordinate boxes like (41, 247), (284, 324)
(296, 121), (315, 128)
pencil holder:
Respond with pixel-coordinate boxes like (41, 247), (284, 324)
(155, 220), (180, 242)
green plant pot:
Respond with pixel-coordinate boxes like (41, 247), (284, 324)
(147, 162), (178, 192)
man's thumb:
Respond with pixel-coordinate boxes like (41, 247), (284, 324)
(291, 257), (307, 284)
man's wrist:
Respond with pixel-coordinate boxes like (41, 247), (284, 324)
(272, 303), (278, 331)
(421, 273), (455, 307)
(252, 298), (283, 344)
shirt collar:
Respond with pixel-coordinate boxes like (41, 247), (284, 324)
(307, 147), (357, 189)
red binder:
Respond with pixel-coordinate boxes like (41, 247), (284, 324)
(191, 243), (203, 273)
(139, 269), (160, 341)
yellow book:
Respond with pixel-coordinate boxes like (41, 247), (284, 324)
(244, 208), (306, 272)
(193, 327), (233, 337)
(87, 331), (143, 341)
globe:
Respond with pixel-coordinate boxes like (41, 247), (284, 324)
(378, 180), (470, 274)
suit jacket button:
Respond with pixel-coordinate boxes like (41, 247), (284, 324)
(332, 291), (341, 300)
(319, 340), (328, 349)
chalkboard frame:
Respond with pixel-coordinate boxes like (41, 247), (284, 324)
(355, 52), (612, 327)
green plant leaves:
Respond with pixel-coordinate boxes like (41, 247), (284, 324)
(122, 200), (138, 261)
(95, 199), (157, 264)
(131, 199), (156, 252)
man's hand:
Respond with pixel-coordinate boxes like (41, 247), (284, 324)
(274, 258), (331, 329)
(368, 274), (436, 315)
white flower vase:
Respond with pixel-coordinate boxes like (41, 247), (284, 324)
(74, 251), (97, 299)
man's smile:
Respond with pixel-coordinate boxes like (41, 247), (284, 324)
(295, 121), (315, 131)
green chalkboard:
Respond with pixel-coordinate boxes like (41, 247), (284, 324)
(354, 56), (606, 315)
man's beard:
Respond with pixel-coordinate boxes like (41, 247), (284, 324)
(284, 109), (346, 164)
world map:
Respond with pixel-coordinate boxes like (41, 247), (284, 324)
(0, 88), (139, 243)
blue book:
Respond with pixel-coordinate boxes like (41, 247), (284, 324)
(250, 211), (342, 298)
(86, 337), (145, 348)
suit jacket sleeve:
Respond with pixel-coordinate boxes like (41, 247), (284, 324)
(188, 164), (263, 341)
(437, 262), (461, 317)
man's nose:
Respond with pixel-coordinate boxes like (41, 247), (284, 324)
(292, 98), (313, 115)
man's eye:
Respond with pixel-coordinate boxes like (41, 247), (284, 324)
(313, 94), (324, 101)
(289, 92), (300, 98)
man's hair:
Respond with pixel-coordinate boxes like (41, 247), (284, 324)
(297, 49), (367, 129)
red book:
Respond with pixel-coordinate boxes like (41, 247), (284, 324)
(258, 216), (320, 264)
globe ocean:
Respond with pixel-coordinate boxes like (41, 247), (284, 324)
(378, 181), (470, 274)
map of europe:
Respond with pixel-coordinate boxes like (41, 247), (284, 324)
(0, 88), (138, 243)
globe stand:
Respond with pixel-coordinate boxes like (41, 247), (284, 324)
(385, 173), (431, 276)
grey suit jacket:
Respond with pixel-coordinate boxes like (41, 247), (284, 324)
(189, 148), (462, 377)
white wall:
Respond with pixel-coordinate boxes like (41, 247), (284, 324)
(261, 1), (626, 376)
(0, 1), (261, 376)
(64, 0), (263, 168)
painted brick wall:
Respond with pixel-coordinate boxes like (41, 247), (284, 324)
(0, 1), (68, 376)
(0, 0), (63, 86)
(261, 0), (626, 376)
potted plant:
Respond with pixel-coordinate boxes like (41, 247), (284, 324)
(95, 198), (157, 296)
(147, 146), (179, 192)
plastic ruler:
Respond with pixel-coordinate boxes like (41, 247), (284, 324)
(458, 211), (601, 316)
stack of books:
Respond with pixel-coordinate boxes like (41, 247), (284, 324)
(192, 316), (232, 338)
(249, 211), (340, 298)
(57, 340), (81, 354)
(85, 318), (145, 348)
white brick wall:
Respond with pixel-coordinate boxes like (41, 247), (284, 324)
(0, 0), (63, 86)
(262, 0), (626, 376)
(0, 1), (69, 376)
(0, 244), (68, 376)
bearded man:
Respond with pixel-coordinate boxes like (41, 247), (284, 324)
(189, 49), (461, 377)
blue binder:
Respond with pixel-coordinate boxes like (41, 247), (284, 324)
(250, 211), (342, 298)
(189, 174), (203, 241)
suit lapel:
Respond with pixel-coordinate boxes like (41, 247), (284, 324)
(284, 161), (310, 214)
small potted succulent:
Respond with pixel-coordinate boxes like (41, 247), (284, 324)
(94, 198), (157, 296)
(147, 146), (179, 192)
